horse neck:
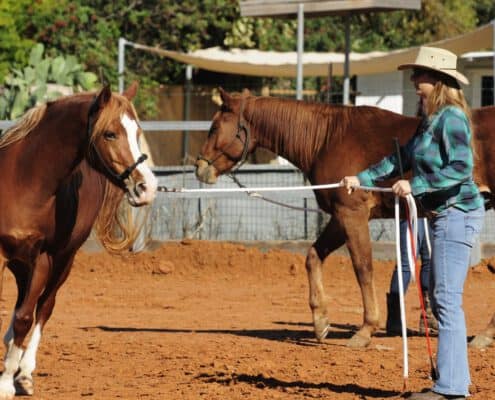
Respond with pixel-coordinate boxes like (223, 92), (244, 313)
(248, 98), (333, 173)
(21, 99), (90, 192)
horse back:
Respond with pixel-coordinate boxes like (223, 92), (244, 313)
(472, 106), (495, 196)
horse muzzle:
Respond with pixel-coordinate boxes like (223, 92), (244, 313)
(124, 175), (157, 206)
(195, 159), (218, 184)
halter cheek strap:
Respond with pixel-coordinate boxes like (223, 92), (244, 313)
(197, 97), (251, 170)
(86, 95), (149, 183)
(118, 153), (148, 181)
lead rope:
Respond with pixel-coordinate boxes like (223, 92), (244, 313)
(405, 199), (438, 381)
(227, 173), (325, 213)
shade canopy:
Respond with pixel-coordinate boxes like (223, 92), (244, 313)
(239, 0), (421, 17)
(129, 23), (493, 78)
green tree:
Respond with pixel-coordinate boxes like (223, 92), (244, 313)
(1, 0), (493, 113)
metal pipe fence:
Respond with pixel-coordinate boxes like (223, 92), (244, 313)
(2, 119), (495, 248)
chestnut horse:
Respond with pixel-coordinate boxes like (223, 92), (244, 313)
(195, 88), (495, 349)
(0, 83), (157, 399)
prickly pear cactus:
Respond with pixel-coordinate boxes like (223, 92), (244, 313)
(0, 43), (98, 120)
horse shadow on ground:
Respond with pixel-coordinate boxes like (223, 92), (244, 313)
(196, 371), (400, 398)
(84, 323), (404, 398)
(84, 321), (360, 347)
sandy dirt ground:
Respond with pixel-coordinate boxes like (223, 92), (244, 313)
(1, 240), (494, 400)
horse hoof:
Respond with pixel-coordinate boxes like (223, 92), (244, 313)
(14, 375), (33, 396)
(469, 334), (493, 349)
(0, 388), (15, 400)
(347, 332), (371, 348)
(313, 317), (330, 342)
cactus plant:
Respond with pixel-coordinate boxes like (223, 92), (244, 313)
(0, 43), (98, 120)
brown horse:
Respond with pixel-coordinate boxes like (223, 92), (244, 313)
(0, 83), (157, 399)
(195, 88), (495, 349)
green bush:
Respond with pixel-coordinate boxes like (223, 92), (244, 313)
(0, 43), (97, 119)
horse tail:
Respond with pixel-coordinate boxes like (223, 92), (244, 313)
(93, 181), (150, 253)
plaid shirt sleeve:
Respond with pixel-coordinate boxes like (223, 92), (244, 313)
(357, 137), (415, 187)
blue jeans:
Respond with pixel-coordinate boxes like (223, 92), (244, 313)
(429, 206), (484, 396)
(390, 218), (431, 294)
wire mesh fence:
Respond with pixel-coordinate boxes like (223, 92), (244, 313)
(145, 165), (495, 245)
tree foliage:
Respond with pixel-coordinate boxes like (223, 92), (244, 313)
(0, 0), (493, 114)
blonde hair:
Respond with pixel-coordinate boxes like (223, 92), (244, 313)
(425, 78), (475, 154)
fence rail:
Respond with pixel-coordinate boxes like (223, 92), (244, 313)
(0, 120), (211, 131)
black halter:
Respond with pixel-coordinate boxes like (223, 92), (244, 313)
(197, 97), (251, 172)
(86, 95), (148, 183)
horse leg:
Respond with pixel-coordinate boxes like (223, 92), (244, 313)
(0, 254), (50, 399)
(15, 253), (74, 396)
(337, 208), (378, 348)
(307, 218), (346, 341)
(470, 312), (495, 349)
(0, 259), (6, 333)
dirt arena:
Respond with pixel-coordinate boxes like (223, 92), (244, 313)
(2, 240), (495, 400)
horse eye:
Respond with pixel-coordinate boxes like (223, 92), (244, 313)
(103, 131), (117, 141)
(208, 125), (217, 137)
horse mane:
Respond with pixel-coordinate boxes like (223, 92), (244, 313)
(0, 104), (47, 149)
(94, 180), (146, 253)
(88, 92), (145, 253)
(246, 97), (358, 171)
(90, 92), (139, 143)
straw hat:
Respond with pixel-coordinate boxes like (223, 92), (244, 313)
(398, 46), (469, 85)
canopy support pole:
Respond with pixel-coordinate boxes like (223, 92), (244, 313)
(492, 19), (495, 105)
(296, 3), (304, 100)
(118, 37), (127, 94)
(343, 14), (350, 105)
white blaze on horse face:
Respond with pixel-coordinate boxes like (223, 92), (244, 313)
(121, 114), (157, 203)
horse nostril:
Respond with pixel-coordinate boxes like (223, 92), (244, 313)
(134, 181), (146, 197)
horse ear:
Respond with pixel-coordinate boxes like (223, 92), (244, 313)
(96, 84), (112, 108)
(218, 87), (232, 105)
(123, 81), (139, 100)
(211, 88), (222, 106)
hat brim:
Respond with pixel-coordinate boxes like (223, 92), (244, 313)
(398, 63), (469, 85)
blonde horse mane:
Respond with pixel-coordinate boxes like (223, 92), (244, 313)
(93, 181), (148, 253)
(89, 91), (146, 253)
(89, 92), (139, 143)
(0, 104), (47, 149)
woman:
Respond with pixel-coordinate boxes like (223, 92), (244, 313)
(342, 46), (484, 400)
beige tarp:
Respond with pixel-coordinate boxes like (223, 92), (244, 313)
(130, 23), (493, 77)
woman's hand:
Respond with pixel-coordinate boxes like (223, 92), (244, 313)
(340, 176), (360, 194)
(392, 180), (412, 197)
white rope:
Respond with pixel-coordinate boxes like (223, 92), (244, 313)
(405, 194), (418, 283)
(423, 218), (432, 256)
(158, 182), (393, 193)
(395, 196), (409, 381)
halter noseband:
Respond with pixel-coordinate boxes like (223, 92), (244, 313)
(86, 95), (149, 183)
(197, 96), (251, 171)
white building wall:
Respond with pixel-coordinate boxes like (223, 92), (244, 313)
(356, 71), (403, 114)
(463, 68), (492, 108)
(356, 56), (492, 116)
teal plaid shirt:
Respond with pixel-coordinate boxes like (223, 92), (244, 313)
(358, 105), (483, 213)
